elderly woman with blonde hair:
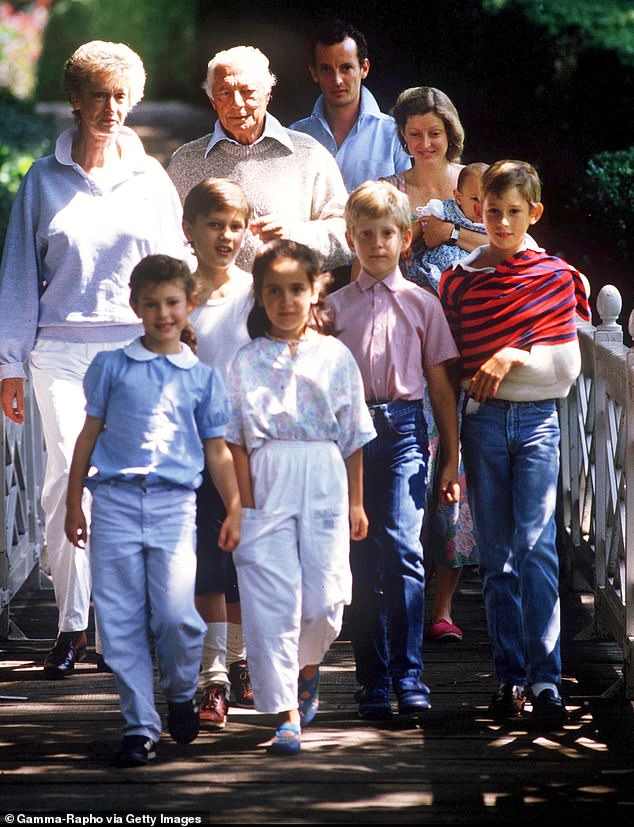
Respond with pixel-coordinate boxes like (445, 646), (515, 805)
(0, 41), (186, 679)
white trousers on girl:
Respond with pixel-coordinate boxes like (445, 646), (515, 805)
(233, 440), (351, 714)
(29, 339), (131, 633)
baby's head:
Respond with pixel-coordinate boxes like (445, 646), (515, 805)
(454, 162), (488, 222)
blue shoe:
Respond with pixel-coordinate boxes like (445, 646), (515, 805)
(298, 668), (320, 726)
(112, 735), (157, 768)
(356, 686), (392, 721)
(396, 678), (431, 716)
(267, 722), (301, 756)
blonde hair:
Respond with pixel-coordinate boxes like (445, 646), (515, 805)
(345, 180), (411, 237)
(203, 46), (277, 100)
(63, 41), (146, 112)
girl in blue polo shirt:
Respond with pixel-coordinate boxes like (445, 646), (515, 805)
(64, 254), (241, 768)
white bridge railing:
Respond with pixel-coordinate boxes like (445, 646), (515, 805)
(0, 375), (46, 638)
(559, 284), (634, 699)
(2, 288), (634, 697)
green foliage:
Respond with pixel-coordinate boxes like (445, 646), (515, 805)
(0, 90), (54, 246)
(483, 0), (634, 65)
(583, 147), (634, 261)
(36, 0), (198, 101)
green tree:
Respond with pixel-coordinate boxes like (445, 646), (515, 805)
(36, 0), (198, 101)
(483, 0), (634, 65)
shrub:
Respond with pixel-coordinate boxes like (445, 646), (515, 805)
(0, 90), (54, 246)
(583, 147), (634, 262)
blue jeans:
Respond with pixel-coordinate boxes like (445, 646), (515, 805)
(461, 398), (562, 686)
(349, 400), (428, 689)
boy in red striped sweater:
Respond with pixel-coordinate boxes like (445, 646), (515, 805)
(439, 160), (590, 725)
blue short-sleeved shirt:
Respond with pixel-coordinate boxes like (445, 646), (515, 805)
(84, 338), (228, 489)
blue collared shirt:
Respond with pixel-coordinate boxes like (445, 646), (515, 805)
(83, 338), (229, 489)
(290, 87), (411, 192)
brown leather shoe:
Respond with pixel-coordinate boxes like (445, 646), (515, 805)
(43, 631), (87, 679)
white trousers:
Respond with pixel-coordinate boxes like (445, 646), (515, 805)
(233, 440), (351, 714)
(90, 481), (207, 742)
(29, 339), (130, 633)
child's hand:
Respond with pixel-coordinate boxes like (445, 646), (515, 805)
(65, 506), (88, 548)
(349, 503), (369, 542)
(469, 347), (528, 402)
(438, 464), (460, 505)
(218, 508), (241, 552)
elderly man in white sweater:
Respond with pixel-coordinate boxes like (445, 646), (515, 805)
(167, 46), (350, 271)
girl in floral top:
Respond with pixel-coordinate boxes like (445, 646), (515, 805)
(226, 239), (375, 756)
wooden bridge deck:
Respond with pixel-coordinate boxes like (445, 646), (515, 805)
(1, 567), (633, 824)
(4, 104), (632, 823)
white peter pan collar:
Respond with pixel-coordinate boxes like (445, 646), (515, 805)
(124, 337), (199, 369)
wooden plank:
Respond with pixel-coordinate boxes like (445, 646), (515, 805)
(1, 568), (632, 822)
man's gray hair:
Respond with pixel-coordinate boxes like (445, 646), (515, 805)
(203, 46), (277, 100)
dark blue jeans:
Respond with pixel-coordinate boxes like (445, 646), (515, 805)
(349, 400), (428, 690)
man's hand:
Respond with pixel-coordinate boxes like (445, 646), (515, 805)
(250, 214), (288, 243)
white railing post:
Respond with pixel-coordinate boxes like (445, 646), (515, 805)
(594, 287), (623, 603)
(0, 375), (46, 637)
(624, 310), (634, 698)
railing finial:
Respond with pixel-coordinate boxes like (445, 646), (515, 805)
(597, 285), (622, 332)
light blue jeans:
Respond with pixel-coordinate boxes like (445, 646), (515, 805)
(461, 398), (562, 686)
(90, 480), (206, 742)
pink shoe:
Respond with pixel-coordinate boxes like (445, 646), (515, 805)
(429, 619), (463, 641)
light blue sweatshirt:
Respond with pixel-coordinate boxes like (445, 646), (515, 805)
(0, 126), (186, 380)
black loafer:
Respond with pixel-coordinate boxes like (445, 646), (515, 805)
(167, 698), (200, 744)
(43, 631), (87, 679)
(489, 683), (525, 717)
(530, 687), (568, 725)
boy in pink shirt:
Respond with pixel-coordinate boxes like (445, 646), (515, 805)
(328, 180), (460, 720)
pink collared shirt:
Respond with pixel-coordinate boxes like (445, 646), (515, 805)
(327, 267), (459, 403)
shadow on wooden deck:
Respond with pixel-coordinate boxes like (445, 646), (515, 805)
(5, 102), (633, 824)
(1, 568), (633, 824)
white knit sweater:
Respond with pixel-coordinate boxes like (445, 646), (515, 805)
(167, 115), (350, 270)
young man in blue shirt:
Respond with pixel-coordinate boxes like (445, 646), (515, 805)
(291, 19), (410, 193)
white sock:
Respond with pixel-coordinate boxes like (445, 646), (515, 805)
(200, 622), (229, 689)
(226, 621), (246, 666)
(531, 682), (560, 698)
